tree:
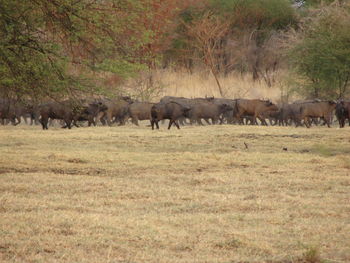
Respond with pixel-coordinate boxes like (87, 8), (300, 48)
(209, 0), (297, 82)
(301, 0), (344, 7)
(0, 0), (155, 100)
(166, 0), (297, 85)
(184, 11), (230, 96)
(286, 2), (350, 98)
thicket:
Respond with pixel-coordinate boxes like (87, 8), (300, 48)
(285, 2), (350, 99)
(0, 0), (349, 100)
(165, 0), (297, 96)
(0, 0), (183, 100)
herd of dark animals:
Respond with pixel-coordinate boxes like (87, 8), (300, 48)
(0, 96), (349, 130)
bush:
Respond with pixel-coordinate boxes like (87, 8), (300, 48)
(286, 3), (350, 99)
(209, 0), (297, 30)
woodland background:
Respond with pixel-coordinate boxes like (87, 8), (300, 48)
(0, 0), (349, 102)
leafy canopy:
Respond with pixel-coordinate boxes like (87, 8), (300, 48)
(0, 0), (153, 100)
(287, 3), (350, 98)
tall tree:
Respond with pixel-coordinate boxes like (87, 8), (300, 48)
(184, 11), (229, 96)
(166, 0), (297, 84)
(285, 2), (350, 98)
(0, 0), (154, 100)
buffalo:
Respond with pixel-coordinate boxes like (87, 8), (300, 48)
(299, 100), (336, 128)
(235, 99), (279, 125)
(151, 101), (191, 129)
(0, 98), (27, 125)
(279, 103), (304, 126)
(39, 99), (107, 129)
(160, 96), (192, 125)
(127, 102), (154, 125)
(335, 100), (350, 128)
(211, 98), (239, 124)
(96, 97), (132, 126)
(71, 100), (108, 127)
(188, 101), (233, 125)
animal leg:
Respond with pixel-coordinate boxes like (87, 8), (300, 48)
(174, 120), (180, 129)
(64, 119), (72, 129)
(40, 117), (49, 130)
(106, 112), (113, 126)
(197, 118), (204, 125)
(304, 117), (311, 128)
(204, 118), (211, 125)
(132, 117), (139, 126)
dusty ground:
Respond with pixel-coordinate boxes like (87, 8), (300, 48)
(0, 123), (349, 262)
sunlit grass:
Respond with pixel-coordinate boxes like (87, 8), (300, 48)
(152, 69), (283, 101)
(0, 123), (349, 262)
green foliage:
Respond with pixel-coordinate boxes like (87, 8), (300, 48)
(0, 0), (153, 100)
(94, 60), (146, 79)
(311, 143), (350, 157)
(166, 0), (297, 75)
(287, 3), (350, 98)
(303, 0), (340, 7)
(0, 0), (66, 99)
(209, 0), (297, 30)
(301, 245), (322, 263)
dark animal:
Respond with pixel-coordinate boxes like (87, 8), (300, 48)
(159, 96), (190, 125)
(299, 100), (337, 128)
(160, 96), (220, 125)
(188, 101), (233, 125)
(235, 99), (279, 125)
(39, 101), (73, 129)
(0, 98), (26, 125)
(151, 101), (191, 129)
(71, 100), (108, 127)
(335, 100), (350, 128)
(127, 102), (154, 125)
(279, 103), (303, 126)
(95, 98), (131, 126)
(260, 109), (282, 126)
(211, 98), (239, 124)
(21, 101), (41, 125)
(39, 100), (106, 129)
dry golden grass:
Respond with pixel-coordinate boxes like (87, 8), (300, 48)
(156, 70), (283, 101)
(0, 123), (349, 263)
(121, 69), (285, 102)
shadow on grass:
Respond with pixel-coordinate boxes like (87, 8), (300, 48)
(311, 144), (350, 157)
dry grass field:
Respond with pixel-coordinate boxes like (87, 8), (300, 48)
(158, 70), (282, 100)
(0, 123), (349, 263)
(124, 70), (284, 102)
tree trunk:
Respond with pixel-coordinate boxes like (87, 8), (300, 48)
(207, 48), (224, 97)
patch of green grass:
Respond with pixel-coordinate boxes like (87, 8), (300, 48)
(311, 144), (334, 157)
(302, 245), (322, 263)
(311, 143), (350, 157)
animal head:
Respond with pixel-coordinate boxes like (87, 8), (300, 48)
(183, 105), (191, 111)
(266, 101), (278, 111)
(98, 102), (108, 111)
(264, 100), (273, 106)
(220, 103), (233, 112)
(183, 106), (191, 117)
(121, 96), (133, 103)
(151, 104), (160, 111)
(89, 101), (108, 112)
(205, 95), (215, 102)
